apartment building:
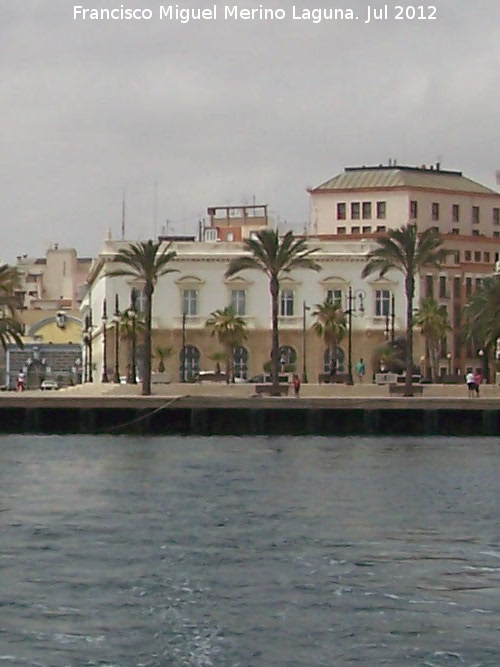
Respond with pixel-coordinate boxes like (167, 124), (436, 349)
(309, 163), (500, 375)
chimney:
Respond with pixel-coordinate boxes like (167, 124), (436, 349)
(436, 162), (440, 171)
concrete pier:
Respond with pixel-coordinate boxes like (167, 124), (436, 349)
(0, 382), (498, 436)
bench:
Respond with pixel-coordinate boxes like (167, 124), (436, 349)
(197, 372), (228, 383)
(318, 373), (350, 384)
(254, 384), (290, 396)
(389, 384), (424, 396)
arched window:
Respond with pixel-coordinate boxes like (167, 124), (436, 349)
(233, 346), (249, 379)
(278, 345), (297, 371)
(180, 345), (200, 381)
(323, 347), (345, 373)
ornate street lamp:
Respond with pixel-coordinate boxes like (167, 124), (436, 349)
(83, 312), (93, 383)
(181, 311), (187, 382)
(128, 288), (137, 384)
(101, 299), (109, 383)
(113, 294), (120, 383)
(302, 300), (310, 383)
(345, 287), (365, 385)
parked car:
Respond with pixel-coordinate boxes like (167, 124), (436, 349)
(40, 379), (58, 391)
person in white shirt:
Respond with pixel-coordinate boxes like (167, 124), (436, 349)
(465, 371), (476, 397)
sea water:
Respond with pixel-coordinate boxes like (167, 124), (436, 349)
(1, 435), (499, 666)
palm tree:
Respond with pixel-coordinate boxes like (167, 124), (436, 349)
(462, 274), (500, 380)
(205, 306), (247, 383)
(225, 229), (321, 394)
(0, 264), (22, 313)
(0, 264), (24, 351)
(154, 345), (173, 373)
(107, 240), (177, 395)
(0, 316), (24, 351)
(362, 224), (449, 396)
(312, 300), (347, 377)
(414, 297), (451, 381)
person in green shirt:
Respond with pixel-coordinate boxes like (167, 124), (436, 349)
(355, 358), (366, 383)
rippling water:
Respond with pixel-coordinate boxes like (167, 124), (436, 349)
(1, 435), (500, 666)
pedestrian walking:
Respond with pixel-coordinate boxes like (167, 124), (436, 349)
(474, 370), (482, 397)
(466, 371), (476, 397)
(355, 358), (366, 383)
(292, 373), (301, 398)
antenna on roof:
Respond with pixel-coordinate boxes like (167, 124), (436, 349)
(121, 189), (126, 240)
(153, 181), (158, 238)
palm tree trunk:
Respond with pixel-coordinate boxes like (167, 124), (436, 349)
(142, 283), (153, 396)
(270, 276), (280, 395)
(405, 276), (414, 396)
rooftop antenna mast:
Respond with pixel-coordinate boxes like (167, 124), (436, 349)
(153, 182), (158, 239)
(121, 189), (126, 240)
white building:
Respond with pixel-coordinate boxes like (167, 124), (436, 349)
(82, 236), (407, 383)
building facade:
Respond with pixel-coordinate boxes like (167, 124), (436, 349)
(309, 163), (500, 376)
(82, 236), (409, 384)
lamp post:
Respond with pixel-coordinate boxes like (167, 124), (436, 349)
(84, 313), (93, 383)
(302, 300), (310, 383)
(346, 287), (354, 385)
(113, 294), (120, 383)
(101, 299), (109, 383)
(478, 348), (485, 380)
(128, 288), (137, 384)
(446, 352), (452, 375)
(391, 294), (395, 343)
(181, 311), (186, 382)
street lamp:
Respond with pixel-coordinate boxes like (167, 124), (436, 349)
(302, 300), (310, 383)
(181, 311), (186, 382)
(127, 288), (137, 384)
(391, 294), (395, 343)
(346, 287), (354, 385)
(83, 313), (93, 383)
(446, 352), (452, 375)
(101, 299), (109, 383)
(113, 294), (120, 383)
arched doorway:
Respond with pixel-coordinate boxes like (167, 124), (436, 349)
(27, 360), (46, 389)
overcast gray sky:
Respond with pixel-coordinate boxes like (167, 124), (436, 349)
(1, 0), (499, 261)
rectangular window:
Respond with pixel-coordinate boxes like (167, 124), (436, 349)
(472, 230), (480, 237)
(454, 251), (460, 263)
(410, 200), (418, 219)
(472, 206), (480, 224)
(182, 289), (198, 316)
(439, 276), (447, 298)
(484, 252), (490, 263)
(351, 226), (360, 234)
(431, 202), (440, 221)
(327, 289), (342, 306)
(493, 208), (500, 225)
(376, 201), (386, 219)
(465, 278), (472, 297)
(425, 275), (434, 298)
(464, 250), (471, 261)
(337, 227), (346, 235)
(337, 203), (346, 220)
(452, 204), (460, 222)
(453, 276), (461, 299)
(351, 202), (360, 219)
(280, 289), (294, 317)
(230, 289), (246, 316)
(475, 278), (482, 290)
(474, 251), (481, 262)
(376, 225), (386, 233)
(451, 228), (459, 235)
(362, 225), (372, 234)
(494, 231), (500, 238)
(362, 202), (372, 219)
(375, 289), (390, 316)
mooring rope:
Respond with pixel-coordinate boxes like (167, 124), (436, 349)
(101, 394), (188, 433)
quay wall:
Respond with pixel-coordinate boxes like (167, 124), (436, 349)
(0, 393), (498, 436)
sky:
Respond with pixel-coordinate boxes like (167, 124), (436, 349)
(1, 0), (500, 262)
